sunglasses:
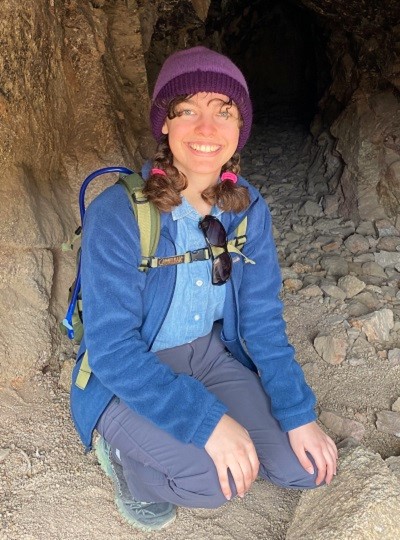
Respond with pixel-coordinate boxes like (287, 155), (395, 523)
(199, 215), (232, 285)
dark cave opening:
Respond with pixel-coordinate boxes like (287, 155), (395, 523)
(212, 0), (332, 125)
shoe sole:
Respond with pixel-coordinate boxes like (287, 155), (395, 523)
(94, 437), (176, 531)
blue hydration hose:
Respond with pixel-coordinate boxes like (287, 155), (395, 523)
(62, 167), (133, 339)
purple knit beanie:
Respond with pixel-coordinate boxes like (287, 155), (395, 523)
(150, 46), (252, 151)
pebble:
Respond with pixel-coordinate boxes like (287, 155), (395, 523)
(352, 290), (381, 310)
(319, 410), (365, 440)
(388, 348), (400, 366)
(320, 255), (349, 277)
(283, 278), (303, 292)
(392, 398), (400, 413)
(337, 275), (366, 298)
(376, 236), (400, 251)
(376, 411), (400, 437)
(374, 219), (399, 237)
(298, 284), (323, 298)
(299, 200), (323, 217)
(356, 221), (376, 236)
(344, 234), (370, 254)
(375, 251), (400, 268)
(320, 283), (346, 300)
(349, 308), (394, 343)
(314, 333), (348, 365)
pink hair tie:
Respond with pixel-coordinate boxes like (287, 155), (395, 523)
(221, 171), (238, 183)
(151, 168), (167, 176)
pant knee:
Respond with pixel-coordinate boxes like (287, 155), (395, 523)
(261, 467), (323, 490)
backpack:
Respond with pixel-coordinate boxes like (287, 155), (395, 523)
(61, 166), (252, 390)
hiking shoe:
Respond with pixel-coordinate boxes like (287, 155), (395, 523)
(94, 436), (176, 531)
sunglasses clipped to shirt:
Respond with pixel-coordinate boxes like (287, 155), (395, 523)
(199, 215), (232, 286)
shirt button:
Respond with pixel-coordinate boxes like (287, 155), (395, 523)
(194, 314), (200, 321)
(196, 280), (203, 287)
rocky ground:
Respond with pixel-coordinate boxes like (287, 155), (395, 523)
(1, 117), (400, 539)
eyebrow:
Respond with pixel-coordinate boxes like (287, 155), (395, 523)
(182, 96), (236, 108)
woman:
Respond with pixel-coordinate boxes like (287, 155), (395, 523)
(70, 46), (337, 532)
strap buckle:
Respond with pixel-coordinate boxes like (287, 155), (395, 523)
(190, 248), (210, 262)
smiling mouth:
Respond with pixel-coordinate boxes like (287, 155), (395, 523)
(188, 143), (221, 153)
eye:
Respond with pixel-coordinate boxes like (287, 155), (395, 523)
(177, 107), (195, 117)
(218, 108), (231, 118)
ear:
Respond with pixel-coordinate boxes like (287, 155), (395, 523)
(161, 120), (169, 135)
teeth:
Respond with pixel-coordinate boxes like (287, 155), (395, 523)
(190, 143), (220, 152)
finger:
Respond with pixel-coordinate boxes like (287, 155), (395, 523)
(327, 442), (338, 475)
(228, 461), (246, 497)
(215, 462), (231, 500)
(313, 452), (327, 485)
(249, 449), (260, 481)
(323, 449), (334, 484)
(239, 457), (255, 493)
(328, 438), (339, 460)
(295, 447), (315, 476)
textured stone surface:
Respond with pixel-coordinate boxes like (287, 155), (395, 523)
(350, 309), (394, 343)
(376, 411), (400, 437)
(319, 410), (365, 441)
(337, 275), (366, 298)
(314, 333), (348, 365)
(286, 446), (400, 540)
(58, 359), (75, 393)
(0, 0), (151, 380)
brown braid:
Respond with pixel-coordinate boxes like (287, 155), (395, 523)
(201, 153), (250, 212)
(143, 96), (250, 213)
(142, 138), (187, 212)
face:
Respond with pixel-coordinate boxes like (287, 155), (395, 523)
(161, 92), (241, 181)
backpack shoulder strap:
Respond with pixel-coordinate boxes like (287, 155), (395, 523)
(117, 174), (161, 271)
(227, 216), (255, 264)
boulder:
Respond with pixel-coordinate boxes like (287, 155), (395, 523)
(286, 446), (400, 540)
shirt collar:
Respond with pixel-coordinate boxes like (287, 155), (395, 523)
(172, 196), (223, 221)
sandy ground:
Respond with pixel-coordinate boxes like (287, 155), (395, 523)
(1, 294), (399, 540)
(1, 120), (400, 539)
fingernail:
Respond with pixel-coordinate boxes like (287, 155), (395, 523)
(238, 493), (244, 498)
(306, 466), (314, 474)
(226, 494), (231, 501)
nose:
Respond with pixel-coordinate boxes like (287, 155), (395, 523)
(194, 113), (217, 136)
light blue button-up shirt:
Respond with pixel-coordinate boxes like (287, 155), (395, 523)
(151, 197), (226, 352)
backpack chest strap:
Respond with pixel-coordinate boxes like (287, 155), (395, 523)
(140, 239), (255, 270)
(141, 247), (211, 269)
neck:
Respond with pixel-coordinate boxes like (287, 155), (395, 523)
(181, 175), (218, 216)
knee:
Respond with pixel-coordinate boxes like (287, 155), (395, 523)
(261, 467), (323, 490)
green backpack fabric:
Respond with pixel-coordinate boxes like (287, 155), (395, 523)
(61, 169), (252, 390)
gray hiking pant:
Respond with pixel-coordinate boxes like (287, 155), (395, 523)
(96, 325), (320, 508)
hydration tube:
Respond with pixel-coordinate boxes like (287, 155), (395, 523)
(62, 166), (133, 339)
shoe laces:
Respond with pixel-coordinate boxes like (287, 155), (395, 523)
(124, 500), (158, 517)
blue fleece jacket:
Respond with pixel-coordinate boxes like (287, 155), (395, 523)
(70, 176), (317, 451)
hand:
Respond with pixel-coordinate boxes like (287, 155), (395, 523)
(288, 421), (338, 485)
(205, 414), (259, 500)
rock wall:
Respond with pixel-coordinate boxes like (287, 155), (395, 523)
(305, 0), (400, 222)
(0, 0), (151, 380)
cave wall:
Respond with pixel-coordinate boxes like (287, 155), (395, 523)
(304, 0), (400, 221)
(0, 0), (399, 382)
(0, 0), (151, 380)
